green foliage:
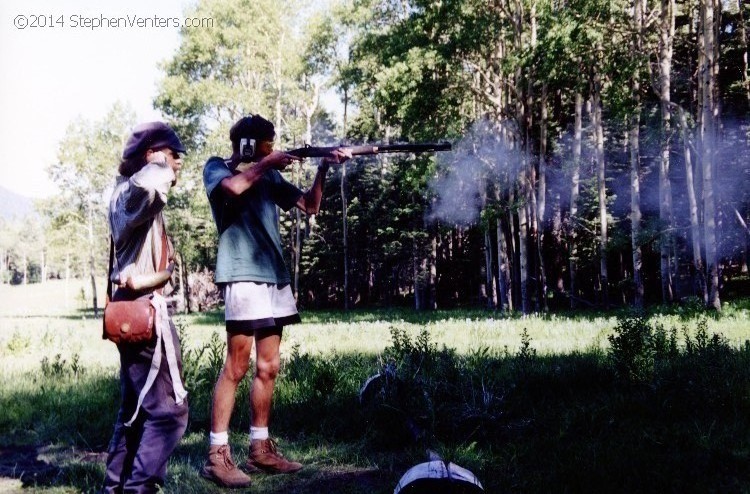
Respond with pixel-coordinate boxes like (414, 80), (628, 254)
(360, 326), (507, 449)
(6, 331), (31, 354)
(40, 353), (85, 379)
(178, 325), (226, 429)
(608, 315), (658, 383)
(0, 370), (119, 449)
(283, 343), (344, 400)
(607, 314), (735, 389)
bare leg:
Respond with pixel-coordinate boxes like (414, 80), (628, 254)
(246, 326), (302, 474)
(211, 332), (253, 433)
(251, 327), (282, 427)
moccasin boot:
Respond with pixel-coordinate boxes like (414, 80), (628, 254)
(245, 438), (303, 474)
(201, 444), (252, 488)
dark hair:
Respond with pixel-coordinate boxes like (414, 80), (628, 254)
(230, 115), (275, 154)
(118, 155), (147, 177)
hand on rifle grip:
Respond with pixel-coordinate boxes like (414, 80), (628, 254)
(265, 151), (302, 170)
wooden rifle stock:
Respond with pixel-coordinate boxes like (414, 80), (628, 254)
(287, 142), (451, 159)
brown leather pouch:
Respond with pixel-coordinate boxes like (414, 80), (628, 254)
(103, 217), (169, 345)
(103, 299), (155, 344)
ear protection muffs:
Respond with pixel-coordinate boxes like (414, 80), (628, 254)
(238, 114), (257, 163)
(239, 137), (256, 162)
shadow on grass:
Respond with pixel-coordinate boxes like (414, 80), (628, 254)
(0, 444), (105, 494)
(2, 321), (750, 493)
(1, 441), (394, 494)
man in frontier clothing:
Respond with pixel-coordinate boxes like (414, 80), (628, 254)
(200, 114), (351, 488)
(104, 121), (189, 493)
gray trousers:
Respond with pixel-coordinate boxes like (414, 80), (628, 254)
(103, 290), (189, 494)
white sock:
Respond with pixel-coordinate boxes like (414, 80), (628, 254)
(210, 431), (229, 446)
(250, 426), (269, 441)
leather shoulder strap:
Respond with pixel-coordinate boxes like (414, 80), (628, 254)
(157, 215), (169, 295)
(158, 215), (169, 272)
(107, 237), (114, 302)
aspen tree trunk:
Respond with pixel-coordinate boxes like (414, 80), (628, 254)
(537, 84), (549, 311)
(552, 191), (565, 296)
(480, 176), (496, 309)
(593, 71), (609, 309)
(569, 92), (583, 309)
(513, 0), (530, 314)
(630, 0), (645, 308)
(518, 190), (530, 314)
(484, 227), (495, 309)
(492, 53), (517, 311)
(292, 116), (307, 302)
(528, 2), (541, 312)
(413, 235), (419, 310)
(429, 235), (437, 310)
(685, 2), (703, 115)
(493, 117), (513, 312)
(65, 251), (70, 308)
(298, 77), (320, 303)
(342, 162), (349, 310)
(659, 0), (675, 303)
(180, 252), (192, 313)
(509, 188), (520, 308)
(714, 0), (722, 134)
(497, 212), (511, 312)
(88, 202), (98, 317)
(22, 252), (28, 285)
(677, 108), (708, 301)
(342, 89), (349, 310)
(294, 185), (302, 301)
(630, 106), (644, 308)
(739, 0), (750, 106)
(697, 9), (705, 133)
(274, 54), (284, 131)
(702, 0), (721, 310)
(40, 249), (47, 284)
(734, 209), (749, 272)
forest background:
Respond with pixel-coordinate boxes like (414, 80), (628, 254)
(1, 0), (750, 314)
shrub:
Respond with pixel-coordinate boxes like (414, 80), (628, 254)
(608, 315), (657, 383)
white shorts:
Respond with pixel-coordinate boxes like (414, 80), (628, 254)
(224, 282), (301, 332)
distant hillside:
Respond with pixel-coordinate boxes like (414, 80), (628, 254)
(0, 185), (35, 221)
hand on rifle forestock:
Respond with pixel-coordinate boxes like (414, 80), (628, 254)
(320, 147), (353, 166)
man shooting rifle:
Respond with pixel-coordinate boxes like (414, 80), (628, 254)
(201, 114), (351, 488)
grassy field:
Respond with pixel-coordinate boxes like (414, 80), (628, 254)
(1, 279), (749, 493)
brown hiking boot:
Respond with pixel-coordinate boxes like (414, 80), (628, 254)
(201, 444), (252, 488)
(245, 438), (303, 474)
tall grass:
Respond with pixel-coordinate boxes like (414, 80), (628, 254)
(1, 280), (749, 493)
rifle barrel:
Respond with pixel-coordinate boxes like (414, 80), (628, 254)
(287, 142), (451, 159)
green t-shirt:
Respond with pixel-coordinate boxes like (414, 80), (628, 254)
(203, 157), (303, 284)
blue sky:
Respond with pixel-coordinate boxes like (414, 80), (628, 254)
(0, 0), (191, 198)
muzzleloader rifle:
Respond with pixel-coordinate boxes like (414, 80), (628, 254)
(286, 142), (451, 159)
